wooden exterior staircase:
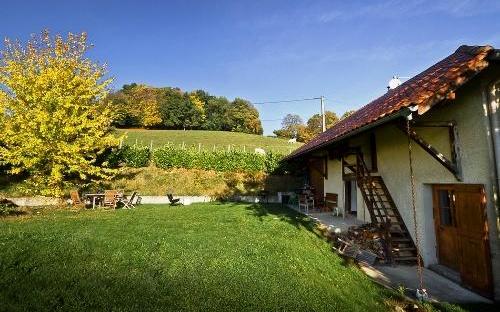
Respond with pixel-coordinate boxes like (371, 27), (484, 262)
(343, 153), (418, 264)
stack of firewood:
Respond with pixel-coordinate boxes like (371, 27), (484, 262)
(331, 223), (388, 262)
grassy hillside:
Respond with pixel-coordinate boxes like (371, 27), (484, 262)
(117, 129), (302, 154)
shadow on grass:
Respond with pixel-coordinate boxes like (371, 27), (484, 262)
(243, 203), (370, 269)
(243, 203), (326, 240)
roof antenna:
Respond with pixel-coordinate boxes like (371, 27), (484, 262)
(387, 76), (402, 91)
(387, 75), (411, 91)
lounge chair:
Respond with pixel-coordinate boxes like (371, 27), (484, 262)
(167, 194), (181, 206)
(120, 192), (138, 209)
(70, 190), (89, 208)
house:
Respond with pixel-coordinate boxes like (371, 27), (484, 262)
(286, 45), (500, 299)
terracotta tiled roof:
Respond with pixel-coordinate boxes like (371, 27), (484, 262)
(287, 45), (494, 160)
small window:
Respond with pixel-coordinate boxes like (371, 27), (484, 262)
(438, 189), (453, 226)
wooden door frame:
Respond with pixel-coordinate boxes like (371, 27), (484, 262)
(432, 184), (459, 271)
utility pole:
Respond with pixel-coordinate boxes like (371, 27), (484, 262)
(320, 96), (326, 132)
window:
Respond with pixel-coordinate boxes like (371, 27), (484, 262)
(438, 189), (453, 226)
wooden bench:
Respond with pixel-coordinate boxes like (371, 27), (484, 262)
(324, 193), (338, 213)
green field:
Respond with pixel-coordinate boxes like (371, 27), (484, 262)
(117, 129), (302, 154)
(0, 203), (396, 312)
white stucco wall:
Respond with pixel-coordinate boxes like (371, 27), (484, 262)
(325, 159), (344, 212)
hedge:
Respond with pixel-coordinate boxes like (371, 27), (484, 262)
(108, 144), (293, 174)
(107, 145), (150, 168)
(106, 145), (296, 175)
(153, 146), (269, 172)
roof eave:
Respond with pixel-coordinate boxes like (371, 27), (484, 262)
(286, 107), (413, 161)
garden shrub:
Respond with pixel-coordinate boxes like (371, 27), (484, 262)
(103, 148), (124, 168)
(122, 146), (150, 168)
(106, 145), (150, 168)
(0, 198), (18, 216)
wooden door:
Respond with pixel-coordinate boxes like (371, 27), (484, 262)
(453, 185), (492, 296)
(433, 185), (459, 271)
(432, 184), (492, 296)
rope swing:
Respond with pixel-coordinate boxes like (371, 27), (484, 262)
(405, 115), (428, 301)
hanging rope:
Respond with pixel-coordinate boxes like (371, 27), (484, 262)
(406, 117), (427, 300)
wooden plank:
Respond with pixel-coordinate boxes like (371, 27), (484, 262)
(370, 132), (378, 172)
(324, 156), (328, 180)
(449, 124), (463, 180)
(397, 122), (461, 181)
(412, 121), (456, 127)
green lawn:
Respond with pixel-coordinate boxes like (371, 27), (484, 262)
(117, 129), (302, 154)
(0, 203), (396, 311)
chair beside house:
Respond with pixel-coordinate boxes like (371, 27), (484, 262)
(298, 194), (314, 213)
(325, 193), (341, 216)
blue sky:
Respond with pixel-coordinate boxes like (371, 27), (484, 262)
(1, 0), (500, 134)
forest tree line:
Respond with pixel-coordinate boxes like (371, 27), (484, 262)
(109, 83), (264, 135)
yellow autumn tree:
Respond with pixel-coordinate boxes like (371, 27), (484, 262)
(0, 30), (119, 196)
(128, 85), (162, 127)
(189, 92), (206, 123)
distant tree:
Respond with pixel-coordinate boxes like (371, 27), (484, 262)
(188, 92), (206, 128)
(192, 89), (212, 104)
(122, 83), (138, 92)
(306, 111), (339, 135)
(108, 90), (139, 127)
(128, 85), (162, 127)
(0, 30), (119, 196)
(341, 110), (356, 119)
(227, 98), (263, 134)
(273, 111), (341, 142)
(110, 84), (162, 128)
(273, 114), (304, 139)
(204, 96), (231, 131)
(157, 87), (188, 129)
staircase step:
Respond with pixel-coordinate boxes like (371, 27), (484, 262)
(391, 237), (411, 242)
(393, 247), (417, 251)
(389, 229), (406, 234)
(394, 256), (418, 261)
(373, 214), (397, 218)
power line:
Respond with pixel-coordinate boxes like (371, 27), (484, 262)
(260, 118), (285, 122)
(253, 97), (321, 105)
